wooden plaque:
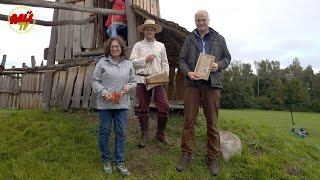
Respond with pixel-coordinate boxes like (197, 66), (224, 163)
(194, 53), (215, 80)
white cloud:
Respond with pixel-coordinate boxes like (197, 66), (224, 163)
(1, 0), (319, 72)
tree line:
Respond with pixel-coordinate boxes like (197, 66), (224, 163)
(220, 58), (320, 112)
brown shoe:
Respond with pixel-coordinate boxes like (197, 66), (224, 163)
(155, 133), (173, 146)
(138, 133), (148, 148)
(176, 153), (192, 172)
(207, 157), (220, 176)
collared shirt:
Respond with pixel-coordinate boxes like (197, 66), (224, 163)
(91, 56), (137, 109)
(129, 39), (169, 84)
(194, 29), (213, 54)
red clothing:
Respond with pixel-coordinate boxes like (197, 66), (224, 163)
(105, 0), (127, 28)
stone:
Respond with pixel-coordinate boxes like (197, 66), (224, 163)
(220, 131), (242, 160)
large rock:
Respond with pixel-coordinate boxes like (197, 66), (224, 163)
(220, 131), (242, 160)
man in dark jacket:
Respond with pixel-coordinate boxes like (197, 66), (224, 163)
(176, 10), (231, 176)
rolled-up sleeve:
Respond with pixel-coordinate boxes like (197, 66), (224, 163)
(91, 61), (109, 97)
(130, 43), (146, 69)
(161, 44), (169, 75)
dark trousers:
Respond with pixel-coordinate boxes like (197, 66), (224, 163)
(181, 86), (221, 159)
(136, 83), (170, 136)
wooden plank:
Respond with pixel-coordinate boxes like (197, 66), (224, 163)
(1, 0), (125, 15)
(81, 62), (95, 108)
(54, 71), (67, 106)
(31, 74), (40, 108)
(81, 0), (94, 49)
(26, 74), (31, 108)
(0, 76), (9, 108)
(73, 1), (83, 56)
(149, 0), (154, 15)
(7, 75), (13, 108)
(13, 75), (19, 108)
(61, 67), (78, 110)
(42, 6), (58, 112)
(142, 0), (146, 10)
(71, 66), (86, 108)
(56, 0), (67, 61)
(11, 75), (16, 108)
(5, 76), (10, 108)
(19, 75), (26, 108)
(155, 0), (160, 17)
(0, 13), (94, 27)
(146, 0), (150, 13)
(65, 10), (74, 59)
(50, 71), (60, 106)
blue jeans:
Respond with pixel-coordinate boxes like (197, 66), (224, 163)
(98, 109), (128, 165)
(106, 24), (126, 38)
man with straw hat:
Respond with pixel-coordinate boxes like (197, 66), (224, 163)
(130, 19), (172, 147)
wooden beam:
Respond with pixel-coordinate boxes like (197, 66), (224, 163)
(1, 59), (95, 74)
(0, 0), (125, 15)
(74, 49), (104, 57)
(0, 14), (95, 26)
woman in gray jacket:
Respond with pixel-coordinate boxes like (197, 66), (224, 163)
(91, 36), (137, 176)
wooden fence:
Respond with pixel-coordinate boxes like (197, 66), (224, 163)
(50, 62), (97, 110)
(0, 73), (44, 109)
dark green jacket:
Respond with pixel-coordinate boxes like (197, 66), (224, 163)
(179, 28), (231, 88)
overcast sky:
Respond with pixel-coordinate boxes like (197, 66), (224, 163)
(0, 0), (319, 72)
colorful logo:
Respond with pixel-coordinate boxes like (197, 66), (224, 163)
(8, 6), (35, 34)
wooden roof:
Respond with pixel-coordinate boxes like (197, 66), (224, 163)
(132, 4), (191, 67)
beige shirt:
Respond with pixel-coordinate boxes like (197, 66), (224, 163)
(130, 39), (169, 84)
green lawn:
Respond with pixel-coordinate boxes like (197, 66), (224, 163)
(0, 108), (319, 179)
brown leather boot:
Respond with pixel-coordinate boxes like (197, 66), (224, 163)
(207, 157), (220, 176)
(155, 117), (172, 146)
(155, 133), (172, 146)
(176, 153), (192, 172)
(138, 133), (148, 148)
(138, 115), (149, 148)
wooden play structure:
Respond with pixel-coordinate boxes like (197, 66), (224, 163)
(0, 0), (190, 114)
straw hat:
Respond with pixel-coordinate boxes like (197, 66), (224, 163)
(137, 19), (162, 33)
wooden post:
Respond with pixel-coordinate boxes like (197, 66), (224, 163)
(1, 55), (6, 66)
(125, 0), (137, 54)
(31, 56), (36, 67)
(0, 55), (6, 72)
(126, 0), (137, 118)
(42, 2), (59, 112)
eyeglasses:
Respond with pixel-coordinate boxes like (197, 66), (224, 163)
(110, 45), (121, 49)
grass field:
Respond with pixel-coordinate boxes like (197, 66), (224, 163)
(0, 108), (319, 179)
